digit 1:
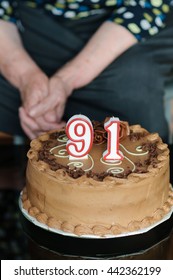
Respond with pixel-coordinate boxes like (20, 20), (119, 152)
(66, 114), (93, 159)
(103, 117), (124, 161)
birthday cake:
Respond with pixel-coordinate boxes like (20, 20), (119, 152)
(22, 117), (173, 237)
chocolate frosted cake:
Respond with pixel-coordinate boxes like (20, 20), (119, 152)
(22, 120), (173, 237)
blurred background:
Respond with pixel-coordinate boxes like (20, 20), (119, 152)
(0, 133), (29, 259)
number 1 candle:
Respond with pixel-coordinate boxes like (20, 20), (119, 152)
(103, 117), (124, 161)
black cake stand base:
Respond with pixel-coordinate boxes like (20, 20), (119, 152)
(19, 210), (173, 260)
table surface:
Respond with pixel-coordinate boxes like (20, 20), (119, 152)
(0, 143), (173, 260)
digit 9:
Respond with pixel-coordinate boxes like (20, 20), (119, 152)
(150, 267), (161, 275)
(66, 115), (94, 159)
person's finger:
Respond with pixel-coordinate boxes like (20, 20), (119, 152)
(19, 111), (38, 140)
(28, 93), (59, 118)
(29, 76), (68, 118)
(36, 116), (62, 131)
(44, 110), (57, 123)
(55, 103), (66, 123)
(23, 85), (50, 115)
(20, 107), (65, 136)
(21, 73), (49, 112)
(19, 107), (40, 131)
(24, 89), (46, 110)
(20, 120), (37, 140)
(19, 108), (45, 139)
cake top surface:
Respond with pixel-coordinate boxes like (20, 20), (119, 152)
(27, 119), (169, 182)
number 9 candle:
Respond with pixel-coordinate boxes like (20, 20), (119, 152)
(66, 114), (94, 159)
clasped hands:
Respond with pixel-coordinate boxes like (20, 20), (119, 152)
(19, 68), (72, 139)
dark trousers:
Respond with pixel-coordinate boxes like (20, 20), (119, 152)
(0, 4), (173, 142)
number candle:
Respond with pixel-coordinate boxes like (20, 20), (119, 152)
(103, 117), (124, 161)
(66, 114), (94, 159)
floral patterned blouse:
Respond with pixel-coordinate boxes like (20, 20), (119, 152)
(0, 0), (173, 41)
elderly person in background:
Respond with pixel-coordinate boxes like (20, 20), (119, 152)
(0, 0), (173, 141)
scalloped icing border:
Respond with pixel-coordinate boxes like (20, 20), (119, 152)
(21, 185), (173, 237)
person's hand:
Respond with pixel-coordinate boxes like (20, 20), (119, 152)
(18, 69), (66, 139)
(19, 107), (66, 139)
(28, 74), (73, 123)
